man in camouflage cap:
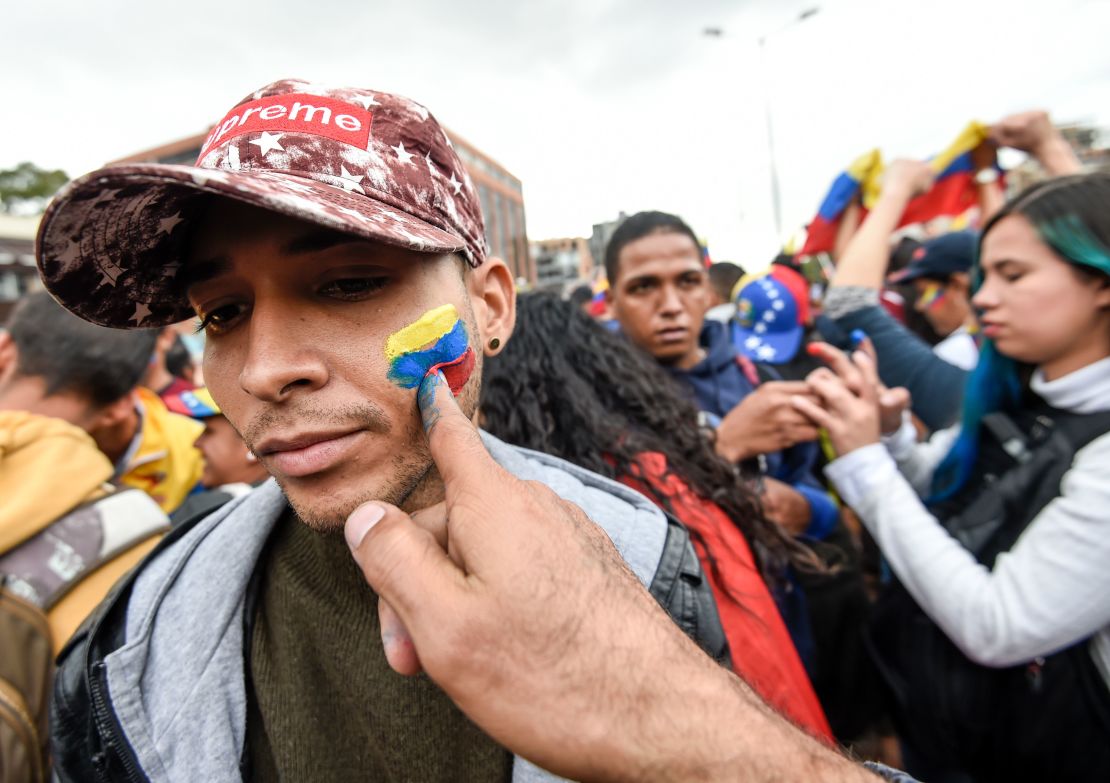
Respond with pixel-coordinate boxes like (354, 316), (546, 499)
(42, 79), (722, 782)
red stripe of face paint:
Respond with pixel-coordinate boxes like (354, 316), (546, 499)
(428, 346), (476, 396)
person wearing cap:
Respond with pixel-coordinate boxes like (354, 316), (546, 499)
(0, 292), (170, 652)
(163, 387), (271, 523)
(42, 79), (728, 783)
(731, 270), (825, 383)
(885, 232), (979, 371)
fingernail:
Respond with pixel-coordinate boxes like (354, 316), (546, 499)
(417, 370), (449, 433)
(345, 503), (385, 550)
(806, 343), (823, 357)
(850, 329), (867, 347)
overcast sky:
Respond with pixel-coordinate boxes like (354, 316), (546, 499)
(4, 0), (1110, 265)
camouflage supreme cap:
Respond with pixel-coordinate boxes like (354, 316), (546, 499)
(36, 79), (487, 329)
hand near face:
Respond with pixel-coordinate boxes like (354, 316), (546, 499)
(342, 371), (704, 778)
(715, 381), (821, 463)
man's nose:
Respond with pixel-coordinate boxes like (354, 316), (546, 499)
(658, 285), (684, 316)
(238, 302), (328, 402)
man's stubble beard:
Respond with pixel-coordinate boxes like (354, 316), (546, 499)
(272, 366), (481, 533)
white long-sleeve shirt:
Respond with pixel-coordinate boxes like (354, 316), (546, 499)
(825, 357), (1110, 686)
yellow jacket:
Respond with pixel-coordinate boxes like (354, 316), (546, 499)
(117, 388), (204, 514)
(0, 412), (164, 651)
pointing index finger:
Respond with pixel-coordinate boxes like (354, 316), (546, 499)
(416, 369), (500, 491)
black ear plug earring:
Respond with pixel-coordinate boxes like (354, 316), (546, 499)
(488, 337), (501, 351)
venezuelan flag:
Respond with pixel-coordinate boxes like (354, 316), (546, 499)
(800, 150), (882, 256)
(801, 122), (1004, 256)
(900, 121), (1003, 229)
(385, 304), (476, 395)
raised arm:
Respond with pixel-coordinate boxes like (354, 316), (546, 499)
(991, 110), (1082, 177)
(828, 160), (935, 291)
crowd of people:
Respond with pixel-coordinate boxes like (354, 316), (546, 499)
(1, 76), (1108, 783)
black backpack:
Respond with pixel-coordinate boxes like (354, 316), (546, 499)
(867, 402), (1110, 783)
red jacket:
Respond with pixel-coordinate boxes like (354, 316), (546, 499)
(622, 452), (833, 742)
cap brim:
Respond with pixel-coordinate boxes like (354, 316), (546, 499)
(37, 163), (468, 329)
(887, 266), (925, 285)
(734, 324), (804, 364)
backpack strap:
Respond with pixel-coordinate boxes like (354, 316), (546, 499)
(0, 487), (169, 612)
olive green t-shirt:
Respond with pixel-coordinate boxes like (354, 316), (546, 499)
(247, 510), (512, 782)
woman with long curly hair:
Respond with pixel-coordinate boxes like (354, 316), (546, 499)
(796, 173), (1110, 781)
(481, 291), (831, 741)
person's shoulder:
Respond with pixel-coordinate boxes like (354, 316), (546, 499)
(481, 431), (659, 516)
(480, 432), (669, 586)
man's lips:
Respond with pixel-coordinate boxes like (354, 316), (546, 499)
(981, 322), (1005, 339)
(255, 429), (365, 478)
(655, 326), (690, 344)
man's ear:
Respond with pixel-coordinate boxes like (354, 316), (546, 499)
(0, 332), (18, 385)
(466, 257), (516, 356)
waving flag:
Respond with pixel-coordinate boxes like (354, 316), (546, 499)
(800, 149), (882, 256)
(801, 122), (1002, 256)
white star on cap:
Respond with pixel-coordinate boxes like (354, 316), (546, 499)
(92, 188), (121, 207)
(191, 170), (229, 187)
(53, 240), (82, 274)
(337, 166), (366, 194)
(392, 142), (415, 165)
(772, 299), (785, 311)
(97, 268), (120, 288)
(766, 287), (779, 299)
(763, 311), (776, 322)
(447, 172), (463, 195)
(754, 322), (768, 334)
(744, 336), (762, 350)
(130, 302), (152, 325)
(424, 152), (439, 178)
(158, 212), (183, 235)
(353, 94), (381, 110)
(249, 131), (285, 156)
(756, 345), (777, 361)
(336, 206), (368, 221)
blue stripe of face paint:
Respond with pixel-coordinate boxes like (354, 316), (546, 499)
(387, 319), (469, 389)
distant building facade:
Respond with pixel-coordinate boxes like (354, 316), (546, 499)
(588, 212), (628, 278)
(0, 215), (41, 322)
(112, 126), (533, 285)
(530, 237), (593, 292)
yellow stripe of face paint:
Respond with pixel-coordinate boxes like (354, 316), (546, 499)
(385, 304), (460, 362)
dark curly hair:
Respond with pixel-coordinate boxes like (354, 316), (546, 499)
(481, 292), (807, 584)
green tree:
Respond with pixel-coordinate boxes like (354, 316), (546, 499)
(0, 162), (69, 214)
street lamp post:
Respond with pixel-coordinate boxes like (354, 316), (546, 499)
(706, 7), (819, 243)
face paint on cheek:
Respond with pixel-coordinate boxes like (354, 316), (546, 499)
(919, 283), (947, 311)
(383, 304), (476, 396)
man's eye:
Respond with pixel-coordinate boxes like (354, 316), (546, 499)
(320, 277), (389, 299)
(195, 303), (245, 335)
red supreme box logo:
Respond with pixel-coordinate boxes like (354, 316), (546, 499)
(199, 93), (374, 160)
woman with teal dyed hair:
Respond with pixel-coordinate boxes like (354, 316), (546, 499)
(793, 172), (1110, 782)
